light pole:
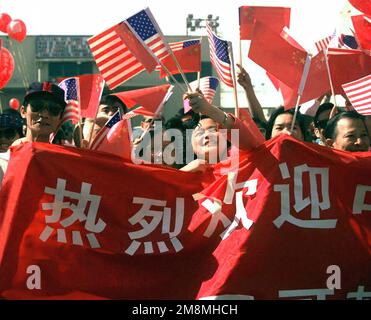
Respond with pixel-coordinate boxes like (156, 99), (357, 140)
(186, 14), (219, 35)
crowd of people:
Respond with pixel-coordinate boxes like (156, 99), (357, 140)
(0, 63), (370, 186)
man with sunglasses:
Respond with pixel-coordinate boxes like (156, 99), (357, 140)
(12, 82), (66, 146)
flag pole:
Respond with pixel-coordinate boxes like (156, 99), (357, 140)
(196, 71), (201, 90)
(88, 80), (105, 148)
(239, 39), (243, 66)
(290, 95), (302, 133)
(124, 21), (187, 93)
(324, 48), (338, 108)
(144, 8), (192, 91)
(228, 41), (239, 118)
(164, 46), (192, 91)
(196, 37), (202, 89)
(290, 54), (312, 132)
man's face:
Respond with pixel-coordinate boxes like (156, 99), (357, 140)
(271, 113), (304, 141)
(21, 97), (64, 141)
(0, 127), (20, 152)
(329, 118), (370, 152)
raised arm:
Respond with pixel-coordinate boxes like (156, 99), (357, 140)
(184, 92), (265, 151)
(236, 63), (267, 124)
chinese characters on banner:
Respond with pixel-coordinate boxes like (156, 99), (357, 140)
(0, 136), (370, 299)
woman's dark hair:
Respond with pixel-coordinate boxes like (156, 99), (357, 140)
(314, 103), (333, 129)
(0, 108), (24, 137)
(100, 95), (128, 114)
(252, 117), (267, 130)
(265, 106), (309, 141)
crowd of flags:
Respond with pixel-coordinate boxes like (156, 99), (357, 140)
(51, 4), (370, 150)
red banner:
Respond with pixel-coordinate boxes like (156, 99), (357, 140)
(0, 136), (370, 299)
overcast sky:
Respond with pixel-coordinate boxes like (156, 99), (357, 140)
(1, 0), (358, 107)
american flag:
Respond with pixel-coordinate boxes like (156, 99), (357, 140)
(315, 30), (358, 54)
(342, 74), (371, 116)
(168, 39), (200, 52)
(206, 23), (234, 88)
(155, 39), (200, 71)
(315, 32), (335, 53)
(90, 110), (122, 150)
(58, 77), (80, 125)
(184, 77), (219, 113)
(126, 8), (170, 62)
(87, 24), (145, 90)
(191, 76), (219, 103)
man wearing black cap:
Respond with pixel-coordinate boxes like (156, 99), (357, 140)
(12, 81), (66, 145)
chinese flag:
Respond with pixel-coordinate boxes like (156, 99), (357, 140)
(115, 22), (157, 73)
(96, 118), (133, 161)
(273, 51), (331, 110)
(327, 48), (371, 94)
(248, 21), (308, 90)
(111, 84), (171, 114)
(239, 6), (291, 40)
(349, 0), (371, 15)
(352, 15), (371, 53)
(158, 43), (201, 78)
(78, 74), (105, 118)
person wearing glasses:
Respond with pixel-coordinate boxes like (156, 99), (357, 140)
(13, 82), (66, 146)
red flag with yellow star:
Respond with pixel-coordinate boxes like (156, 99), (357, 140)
(156, 39), (201, 78)
(248, 21), (308, 91)
(277, 51), (331, 109)
(239, 6), (291, 40)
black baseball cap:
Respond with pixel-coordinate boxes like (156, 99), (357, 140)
(23, 81), (67, 108)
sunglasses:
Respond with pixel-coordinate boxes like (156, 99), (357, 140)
(29, 100), (64, 116)
(0, 128), (18, 140)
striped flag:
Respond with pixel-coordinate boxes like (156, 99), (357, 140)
(58, 77), (80, 125)
(342, 74), (371, 115)
(191, 76), (219, 103)
(184, 76), (219, 113)
(50, 77), (80, 144)
(315, 33), (335, 53)
(155, 39), (200, 71)
(168, 39), (200, 52)
(206, 23), (233, 87)
(126, 8), (170, 62)
(315, 30), (359, 54)
(90, 110), (122, 150)
(87, 24), (145, 90)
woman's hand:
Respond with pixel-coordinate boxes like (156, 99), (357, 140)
(183, 91), (212, 114)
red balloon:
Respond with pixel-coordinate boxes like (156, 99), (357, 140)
(6, 19), (27, 42)
(349, 0), (371, 15)
(0, 13), (12, 33)
(0, 47), (15, 89)
(9, 98), (20, 110)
